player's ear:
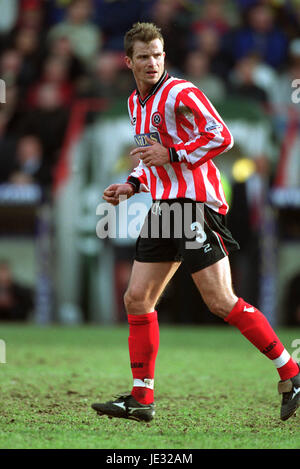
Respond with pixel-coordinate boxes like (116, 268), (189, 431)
(124, 56), (133, 70)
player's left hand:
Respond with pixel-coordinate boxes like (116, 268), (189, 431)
(130, 136), (169, 167)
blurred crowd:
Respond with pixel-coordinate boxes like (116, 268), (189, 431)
(0, 0), (300, 324)
(0, 0), (299, 196)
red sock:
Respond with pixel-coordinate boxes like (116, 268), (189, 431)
(128, 311), (159, 404)
(225, 298), (299, 381)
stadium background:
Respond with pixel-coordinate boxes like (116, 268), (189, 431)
(0, 0), (299, 328)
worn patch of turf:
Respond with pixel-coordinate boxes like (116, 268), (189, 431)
(0, 324), (299, 449)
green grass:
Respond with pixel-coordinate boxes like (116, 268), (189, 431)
(0, 324), (299, 449)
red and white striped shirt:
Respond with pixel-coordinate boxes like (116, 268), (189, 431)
(127, 72), (234, 215)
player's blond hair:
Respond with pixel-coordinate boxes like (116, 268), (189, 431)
(124, 22), (164, 58)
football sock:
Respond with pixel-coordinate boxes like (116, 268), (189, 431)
(128, 311), (159, 404)
(225, 298), (299, 381)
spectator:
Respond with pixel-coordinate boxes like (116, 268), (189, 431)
(227, 53), (269, 105)
(95, 0), (155, 51)
(15, 27), (40, 62)
(0, 259), (34, 322)
(0, 48), (23, 87)
(9, 135), (52, 189)
(9, 102), (70, 171)
(26, 55), (75, 109)
(78, 51), (133, 99)
(0, 47), (73, 163)
(184, 50), (226, 102)
(250, 56), (278, 103)
(12, 54), (73, 165)
(47, 35), (86, 86)
(150, 0), (191, 70)
(45, 0), (74, 26)
(17, 0), (46, 32)
(228, 3), (288, 69)
(192, 0), (232, 36)
(13, 27), (45, 92)
(190, 25), (233, 80)
(47, 0), (101, 68)
(270, 0), (300, 41)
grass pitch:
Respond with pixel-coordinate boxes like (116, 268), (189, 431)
(0, 324), (299, 449)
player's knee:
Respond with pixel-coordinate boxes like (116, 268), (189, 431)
(207, 300), (226, 318)
(206, 297), (234, 319)
(124, 288), (150, 315)
(123, 289), (135, 311)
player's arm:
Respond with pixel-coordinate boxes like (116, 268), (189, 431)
(168, 88), (234, 169)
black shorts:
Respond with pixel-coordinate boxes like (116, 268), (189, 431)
(134, 199), (240, 273)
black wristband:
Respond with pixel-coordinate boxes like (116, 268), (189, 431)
(168, 147), (180, 163)
(126, 176), (141, 193)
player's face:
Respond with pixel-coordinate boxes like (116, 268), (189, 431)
(125, 38), (165, 97)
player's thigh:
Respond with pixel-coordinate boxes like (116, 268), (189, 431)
(125, 260), (181, 314)
(191, 256), (238, 318)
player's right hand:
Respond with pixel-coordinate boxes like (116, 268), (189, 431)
(102, 183), (135, 206)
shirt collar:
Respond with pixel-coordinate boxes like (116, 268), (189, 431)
(136, 70), (169, 106)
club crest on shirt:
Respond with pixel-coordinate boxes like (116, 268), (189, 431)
(151, 111), (163, 128)
(134, 132), (161, 147)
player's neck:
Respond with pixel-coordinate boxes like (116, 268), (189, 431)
(137, 82), (155, 100)
(136, 71), (167, 100)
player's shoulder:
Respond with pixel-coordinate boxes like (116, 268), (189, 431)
(166, 76), (199, 99)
